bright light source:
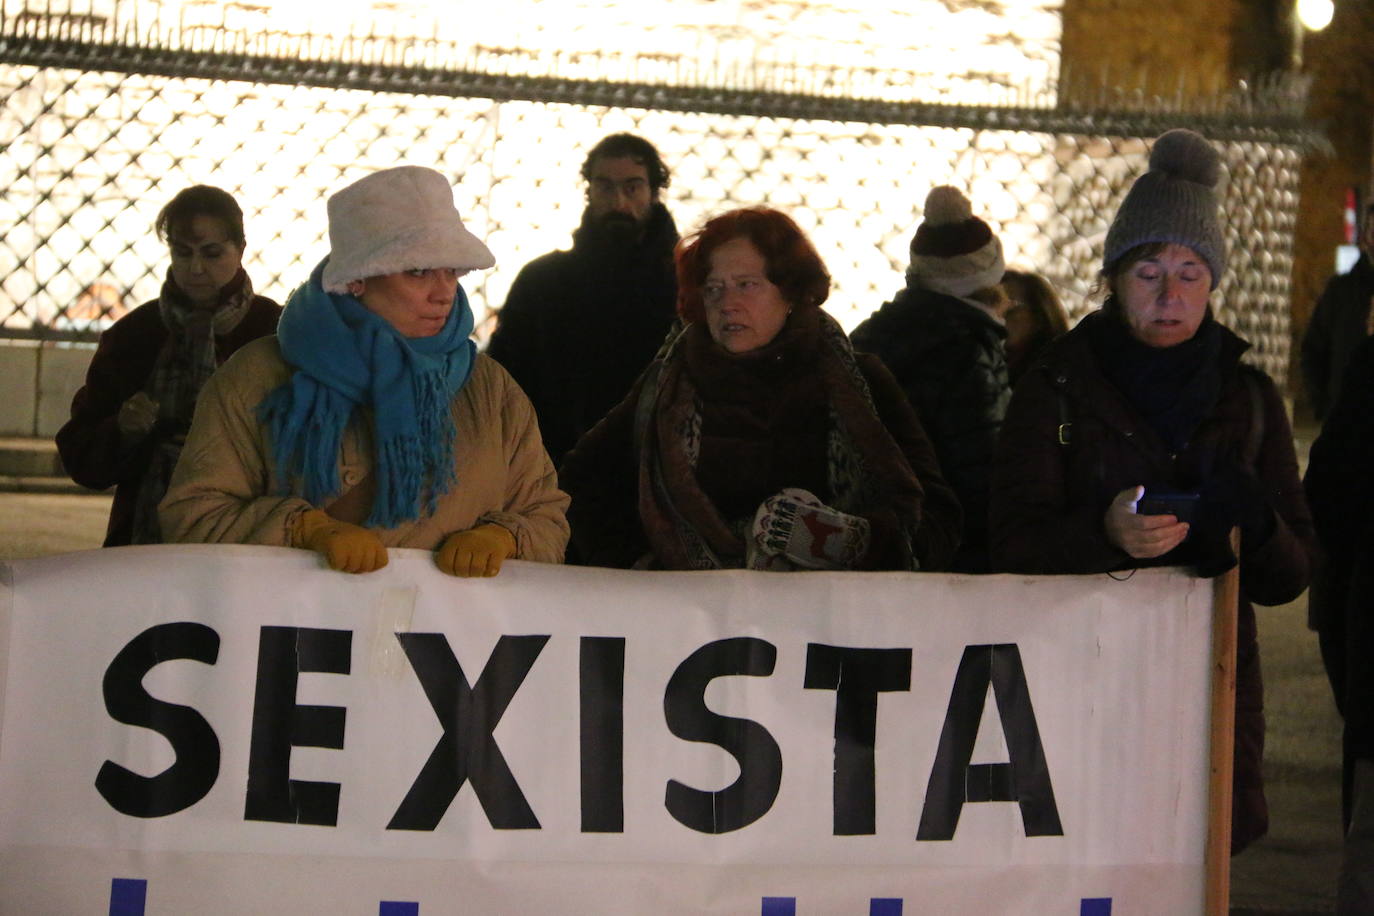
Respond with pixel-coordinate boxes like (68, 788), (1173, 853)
(1298, 0), (1335, 31)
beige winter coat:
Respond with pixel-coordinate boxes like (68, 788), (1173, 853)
(160, 337), (569, 562)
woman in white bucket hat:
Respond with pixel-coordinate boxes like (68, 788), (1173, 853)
(161, 165), (568, 576)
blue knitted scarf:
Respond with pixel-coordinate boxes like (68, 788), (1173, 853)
(259, 260), (476, 528)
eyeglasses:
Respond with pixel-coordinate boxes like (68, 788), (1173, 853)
(588, 177), (648, 198)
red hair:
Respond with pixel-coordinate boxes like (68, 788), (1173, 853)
(675, 207), (831, 322)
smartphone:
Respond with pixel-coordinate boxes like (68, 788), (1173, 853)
(1137, 488), (1200, 523)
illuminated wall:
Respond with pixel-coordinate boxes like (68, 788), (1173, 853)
(0, 0), (1066, 338)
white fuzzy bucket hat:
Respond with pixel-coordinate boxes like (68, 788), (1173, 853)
(321, 165), (495, 294)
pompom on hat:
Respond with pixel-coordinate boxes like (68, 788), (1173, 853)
(1103, 128), (1226, 289)
(321, 165), (495, 294)
(907, 186), (1005, 298)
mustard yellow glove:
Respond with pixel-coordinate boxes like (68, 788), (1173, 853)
(436, 524), (517, 578)
(291, 508), (388, 574)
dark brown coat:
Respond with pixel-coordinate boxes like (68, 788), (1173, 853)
(990, 312), (1316, 854)
(56, 294), (281, 546)
(561, 340), (962, 572)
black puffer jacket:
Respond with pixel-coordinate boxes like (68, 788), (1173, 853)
(486, 204), (679, 465)
(851, 285), (1009, 571)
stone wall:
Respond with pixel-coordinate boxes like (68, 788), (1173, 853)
(1290, 1), (1374, 409)
(1061, 0), (1374, 408)
(0, 342), (91, 438)
(1061, 0), (1238, 95)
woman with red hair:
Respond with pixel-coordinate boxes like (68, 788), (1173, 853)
(559, 206), (960, 571)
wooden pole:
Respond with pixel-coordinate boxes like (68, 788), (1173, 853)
(1204, 530), (1241, 915)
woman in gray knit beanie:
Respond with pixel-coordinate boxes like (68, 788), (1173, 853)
(990, 128), (1316, 855)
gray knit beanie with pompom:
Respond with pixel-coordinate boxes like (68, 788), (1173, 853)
(1103, 128), (1226, 289)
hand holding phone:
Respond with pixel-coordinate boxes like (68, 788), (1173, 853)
(1137, 487), (1200, 524)
(1104, 486), (1193, 559)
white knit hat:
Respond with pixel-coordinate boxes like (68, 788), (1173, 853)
(906, 185), (1005, 298)
(321, 165), (495, 294)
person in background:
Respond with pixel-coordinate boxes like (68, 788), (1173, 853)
(990, 129), (1315, 854)
(850, 185), (1011, 572)
(160, 165), (568, 577)
(1305, 335), (1374, 913)
(1302, 201), (1374, 422)
(1000, 268), (1071, 386)
(559, 206), (960, 572)
(486, 132), (680, 465)
(56, 185), (281, 546)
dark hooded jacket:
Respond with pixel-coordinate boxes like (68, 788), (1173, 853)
(486, 202), (679, 464)
(1304, 334), (1374, 827)
(990, 309), (1316, 854)
(1302, 252), (1374, 421)
(850, 285), (1010, 572)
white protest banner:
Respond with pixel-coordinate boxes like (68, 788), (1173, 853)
(0, 545), (1222, 914)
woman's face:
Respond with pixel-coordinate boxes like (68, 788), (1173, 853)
(168, 215), (244, 309)
(702, 236), (791, 354)
(1115, 243), (1212, 348)
(1003, 301), (1039, 353)
(353, 268), (466, 339)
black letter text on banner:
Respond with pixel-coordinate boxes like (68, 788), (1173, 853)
(244, 626), (352, 826)
(95, 622), (221, 818)
(804, 644), (912, 835)
(389, 633), (549, 831)
(664, 637), (783, 834)
(917, 643), (1063, 840)
(580, 636), (625, 833)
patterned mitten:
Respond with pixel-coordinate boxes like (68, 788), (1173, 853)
(750, 488), (871, 570)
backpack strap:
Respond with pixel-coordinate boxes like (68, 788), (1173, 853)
(1056, 385), (1072, 446)
(1052, 365), (1265, 468)
(1051, 371), (1073, 447)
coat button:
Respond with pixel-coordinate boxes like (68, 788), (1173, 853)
(341, 468), (361, 486)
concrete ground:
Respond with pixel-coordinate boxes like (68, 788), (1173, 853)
(0, 490), (1347, 913)
(1231, 593), (1344, 915)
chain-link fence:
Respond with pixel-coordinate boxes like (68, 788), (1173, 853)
(0, 5), (1323, 383)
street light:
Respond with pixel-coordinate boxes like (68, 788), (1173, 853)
(1297, 0), (1334, 31)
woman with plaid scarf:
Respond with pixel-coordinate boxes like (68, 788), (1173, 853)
(560, 206), (960, 572)
(57, 186), (281, 546)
